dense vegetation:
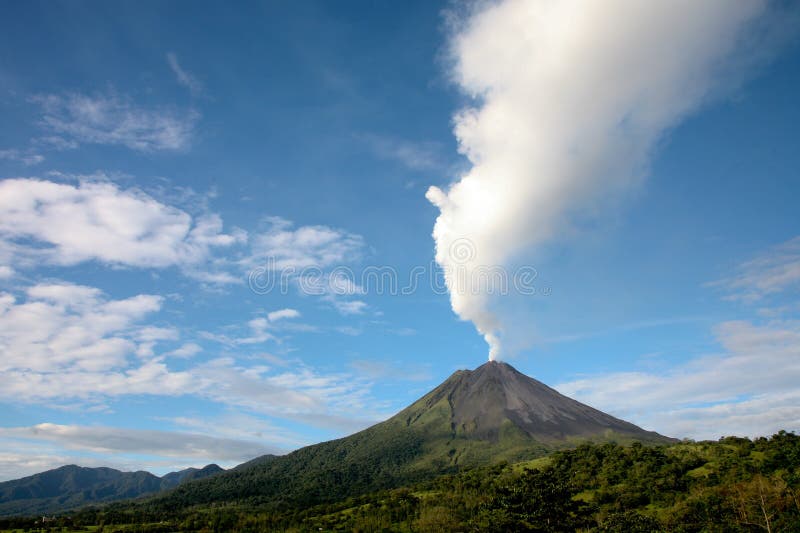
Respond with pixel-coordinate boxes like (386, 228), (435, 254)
(8, 432), (797, 532)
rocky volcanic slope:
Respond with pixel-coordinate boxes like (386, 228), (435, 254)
(128, 361), (673, 512)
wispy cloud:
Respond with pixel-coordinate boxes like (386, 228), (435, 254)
(250, 216), (365, 270)
(167, 413), (305, 448)
(200, 308), (302, 346)
(350, 359), (432, 382)
(331, 299), (368, 316)
(164, 342), (202, 359)
(360, 133), (446, 172)
(32, 90), (199, 152)
(710, 235), (800, 303)
(0, 423), (276, 462)
(247, 217), (370, 314)
(0, 148), (44, 166)
(167, 52), (205, 96)
(556, 318), (800, 439)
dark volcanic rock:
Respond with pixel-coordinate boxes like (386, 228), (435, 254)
(442, 361), (666, 442)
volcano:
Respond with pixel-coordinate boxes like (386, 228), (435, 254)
(139, 361), (674, 512)
(402, 360), (669, 446)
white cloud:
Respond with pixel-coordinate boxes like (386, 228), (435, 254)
(0, 280), (382, 434)
(428, 0), (782, 360)
(32, 90), (199, 152)
(0, 282), (162, 374)
(0, 281), (207, 405)
(164, 342), (202, 359)
(556, 318), (800, 440)
(166, 52), (204, 95)
(0, 265), (13, 279)
(250, 216), (365, 270)
(711, 235), (800, 302)
(246, 218), (370, 313)
(201, 310), (300, 346)
(0, 178), (244, 276)
(267, 308), (300, 322)
(241, 317), (274, 344)
(332, 299), (368, 316)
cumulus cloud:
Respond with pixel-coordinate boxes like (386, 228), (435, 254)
(167, 52), (205, 96)
(32, 90), (199, 152)
(0, 282), (162, 374)
(0, 177), (244, 276)
(0, 280), (209, 405)
(428, 0), (783, 360)
(556, 318), (800, 439)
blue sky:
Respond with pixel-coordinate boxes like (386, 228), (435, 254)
(0, 0), (799, 480)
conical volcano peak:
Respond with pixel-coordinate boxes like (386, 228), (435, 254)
(412, 359), (672, 445)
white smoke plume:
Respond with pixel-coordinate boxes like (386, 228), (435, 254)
(427, 0), (786, 361)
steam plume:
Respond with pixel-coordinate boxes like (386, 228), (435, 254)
(427, 0), (776, 361)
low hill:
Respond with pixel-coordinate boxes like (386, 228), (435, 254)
(160, 464), (224, 490)
(0, 463), (223, 516)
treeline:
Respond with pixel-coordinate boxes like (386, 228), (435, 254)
(13, 431), (800, 532)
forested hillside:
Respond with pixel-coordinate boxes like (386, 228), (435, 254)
(10, 431), (794, 532)
(0, 464), (223, 517)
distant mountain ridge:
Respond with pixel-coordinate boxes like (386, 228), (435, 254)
(0, 463), (223, 516)
(125, 361), (673, 513)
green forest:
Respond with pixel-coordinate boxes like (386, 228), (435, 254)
(3, 431), (799, 532)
